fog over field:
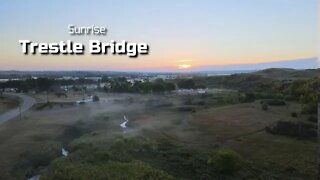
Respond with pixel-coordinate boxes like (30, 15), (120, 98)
(0, 68), (318, 179)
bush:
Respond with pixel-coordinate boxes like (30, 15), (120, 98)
(261, 102), (268, 111)
(307, 116), (317, 123)
(240, 93), (255, 103)
(266, 121), (317, 139)
(291, 112), (297, 117)
(92, 95), (100, 102)
(178, 79), (195, 89)
(42, 137), (174, 180)
(207, 149), (241, 174)
(42, 159), (174, 180)
(35, 102), (52, 110)
(301, 103), (317, 114)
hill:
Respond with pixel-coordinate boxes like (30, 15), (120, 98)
(253, 68), (319, 79)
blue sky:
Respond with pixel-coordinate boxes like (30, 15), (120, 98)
(0, 0), (317, 71)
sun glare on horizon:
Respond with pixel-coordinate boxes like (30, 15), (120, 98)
(178, 64), (192, 69)
(177, 59), (193, 69)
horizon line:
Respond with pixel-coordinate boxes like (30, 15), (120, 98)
(0, 57), (317, 73)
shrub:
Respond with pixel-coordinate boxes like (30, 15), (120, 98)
(307, 116), (317, 123)
(261, 102), (268, 111)
(183, 97), (193, 105)
(291, 112), (297, 117)
(178, 79), (195, 89)
(92, 95), (100, 102)
(207, 149), (241, 174)
(301, 103), (317, 114)
(35, 102), (52, 110)
(42, 159), (175, 180)
(266, 121), (317, 139)
(240, 93), (255, 103)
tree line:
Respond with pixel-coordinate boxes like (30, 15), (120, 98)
(0, 77), (200, 94)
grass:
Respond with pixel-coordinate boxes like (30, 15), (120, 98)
(0, 92), (317, 179)
(0, 104), (87, 179)
(0, 95), (21, 114)
(232, 132), (317, 179)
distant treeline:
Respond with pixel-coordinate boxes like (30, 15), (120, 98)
(0, 78), (98, 92)
(0, 77), (202, 94)
(104, 78), (175, 93)
(104, 78), (204, 93)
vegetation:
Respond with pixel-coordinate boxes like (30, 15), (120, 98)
(42, 159), (174, 180)
(41, 134), (251, 179)
(105, 78), (175, 93)
(177, 79), (195, 89)
(92, 95), (100, 102)
(261, 102), (268, 111)
(266, 121), (317, 139)
(204, 73), (318, 115)
(207, 149), (241, 174)
(0, 95), (20, 114)
(0, 68), (318, 179)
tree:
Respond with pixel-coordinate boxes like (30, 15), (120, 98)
(164, 82), (175, 91)
(208, 149), (241, 174)
(93, 95), (100, 102)
(37, 78), (54, 92)
(178, 79), (195, 89)
(151, 82), (165, 93)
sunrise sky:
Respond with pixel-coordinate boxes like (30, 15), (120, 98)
(0, 0), (317, 71)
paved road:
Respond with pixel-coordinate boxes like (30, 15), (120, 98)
(0, 93), (36, 123)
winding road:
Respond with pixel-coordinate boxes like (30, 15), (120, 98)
(0, 93), (35, 123)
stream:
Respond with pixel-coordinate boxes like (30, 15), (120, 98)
(62, 148), (69, 156)
(120, 115), (129, 128)
(120, 115), (129, 133)
(28, 116), (127, 179)
(27, 147), (69, 180)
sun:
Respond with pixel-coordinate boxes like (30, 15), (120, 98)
(178, 64), (192, 69)
(176, 59), (193, 69)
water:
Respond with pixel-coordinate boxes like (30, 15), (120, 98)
(120, 115), (129, 128)
(120, 115), (129, 132)
(62, 148), (69, 156)
(27, 175), (40, 180)
(27, 146), (69, 179)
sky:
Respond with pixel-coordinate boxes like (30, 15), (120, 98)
(0, 0), (318, 71)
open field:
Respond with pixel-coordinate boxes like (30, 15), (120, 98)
(0, 89), (317, 179)
(0, 69), (318, 179)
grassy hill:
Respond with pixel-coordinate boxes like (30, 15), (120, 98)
(253, 68), (319, 79)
